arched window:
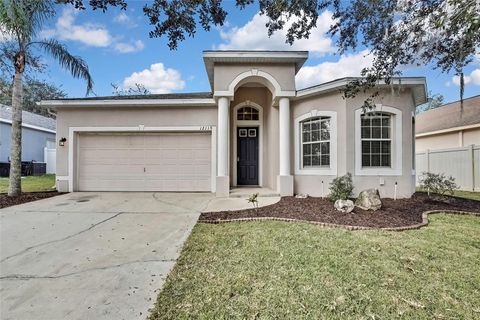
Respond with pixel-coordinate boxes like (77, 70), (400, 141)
(360, 112), (392, 167)
(237, 106), (259, 121)
(301, 116), (331, 167)
(355, 106), (402, 176)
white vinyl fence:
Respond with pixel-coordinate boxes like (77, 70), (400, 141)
(416, 144), (480, 191)
(44, 147), (56, 174)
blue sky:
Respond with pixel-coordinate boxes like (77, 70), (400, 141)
(27, 2), (480, 102)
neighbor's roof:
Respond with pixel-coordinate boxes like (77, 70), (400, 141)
(0, 104), (56, 132)
(416, 95), (480, 135)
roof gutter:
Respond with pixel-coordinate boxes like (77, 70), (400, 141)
(38, 98), (217, 108)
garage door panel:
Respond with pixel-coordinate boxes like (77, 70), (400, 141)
(77, 132), (211, 192)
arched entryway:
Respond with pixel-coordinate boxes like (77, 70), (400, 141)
(232, 101), (263, 186)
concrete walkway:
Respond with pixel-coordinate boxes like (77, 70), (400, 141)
(0, 192), (279, 320)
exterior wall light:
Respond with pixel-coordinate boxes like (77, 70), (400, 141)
(59, 137), (67, 146)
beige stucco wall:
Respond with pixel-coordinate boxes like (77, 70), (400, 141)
(55, 106), (217, 192)
(464, 128), (480, 145)
(291, 88), (417, 198)
(214, 63), (296, 93)
(416, 127), (480, 151)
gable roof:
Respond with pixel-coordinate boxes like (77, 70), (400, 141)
(203, 50), (309, 89)
(295, 77), (428, 106)
(416, 95), (480, 135)
(0, 104), (56, 132)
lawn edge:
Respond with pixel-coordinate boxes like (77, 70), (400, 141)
(198, 210), (480, 231)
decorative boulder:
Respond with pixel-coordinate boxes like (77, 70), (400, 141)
(355, 189), (382, 211)
(334, 199), (355, 213)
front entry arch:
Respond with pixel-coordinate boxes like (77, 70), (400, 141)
(232, 101), (263, 186)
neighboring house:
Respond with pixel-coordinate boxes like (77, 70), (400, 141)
(415, 95), (480, 191)
(40, 51), (427, 198)
(0, 104), (56, 165)
(416, 95), (480, 151)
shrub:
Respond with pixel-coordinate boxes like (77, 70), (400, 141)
(419, 172), (458, 200)
(247, 193), (259, 208)
(329, 173), (354, 202)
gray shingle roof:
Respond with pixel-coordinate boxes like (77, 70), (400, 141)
(56, 92), (213, 101)
(416, 95), (480, 134)
(0, 104), (56, 131)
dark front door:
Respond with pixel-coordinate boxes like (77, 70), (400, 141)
(237, 127), (259, 185)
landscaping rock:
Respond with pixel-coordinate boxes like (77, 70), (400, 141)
(295, 194), (309, 199)
(334, 199), (355, 213)
(355, 189), (382, 211)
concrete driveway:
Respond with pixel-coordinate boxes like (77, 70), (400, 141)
(0, 192), (215, 320)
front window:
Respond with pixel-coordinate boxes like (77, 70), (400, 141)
(301, 117), (330, 168)
(237, 106), (259, 121)
(361, 112), (391, 167)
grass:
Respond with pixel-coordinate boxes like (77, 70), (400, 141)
(452, 190), (480, 201)
(0, 174), (56, 193)
(416, 187), (480, 201)
(149, 215), (480, 319)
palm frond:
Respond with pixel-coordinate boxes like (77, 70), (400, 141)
(0, 0), (54, 45)
(35, 39), (94, 95)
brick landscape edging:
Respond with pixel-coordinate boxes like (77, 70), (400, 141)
(198, 210), (480, 231)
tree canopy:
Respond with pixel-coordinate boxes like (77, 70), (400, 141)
(0, 76), (66, 117)
(58, 0), (479, 105)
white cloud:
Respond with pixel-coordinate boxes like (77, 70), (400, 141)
(41, 9), (143, 53)
(0, 28), (13, 42)
(295, 50), (374, 88)
(114, 40), (145, 53)
(113, 12), (138, 28)
(42, 8), (112, 47)
(122, 63), (185, 94)
(216, 11), (335, 56)
(452, 69), (480, 86)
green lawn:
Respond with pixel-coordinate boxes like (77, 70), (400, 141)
(149, 215), (480, 319)
(0, 174), (56, 193)
(452, 190), (480, 201)
(416, 188), (480, 201)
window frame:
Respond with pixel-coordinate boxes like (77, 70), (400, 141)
(355, 105), (403, 176)
(294, 110), (337, 176)
(360, 112), (392, 168)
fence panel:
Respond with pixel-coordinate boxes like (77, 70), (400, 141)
(416, 145), (479, 191)
(44, 147), (56, 174)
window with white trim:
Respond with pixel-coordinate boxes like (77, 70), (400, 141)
(361, 112), (391, 167)
(355, 105), (402, 176)
(301, 117), (331, 168)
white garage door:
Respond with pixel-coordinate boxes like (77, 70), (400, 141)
(77, 132), (212, 192)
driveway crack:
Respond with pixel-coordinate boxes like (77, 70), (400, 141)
(0, 258), (176, 280)
(0, 212), (125, 263)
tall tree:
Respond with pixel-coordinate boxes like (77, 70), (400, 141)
(0, 0), (93, 196)
(0, 76), (67, 117)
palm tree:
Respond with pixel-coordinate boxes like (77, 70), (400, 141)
(0, 0), (93, 196)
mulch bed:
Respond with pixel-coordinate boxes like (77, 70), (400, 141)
(199, 192), (480, 229)
(0, 192), (64, 209)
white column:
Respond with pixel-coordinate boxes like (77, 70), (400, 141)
(277, 97), (293, 196)
(279, 97), (291, 176)
(217, 96), (229, 177)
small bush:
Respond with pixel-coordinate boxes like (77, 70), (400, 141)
(329, 173), (354, 202)
(419, 172), (458, 200)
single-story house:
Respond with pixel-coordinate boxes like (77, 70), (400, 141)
(416, 95), (480, 151)
(40, 51), (427, 198)
(0, 104), (56, 167)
